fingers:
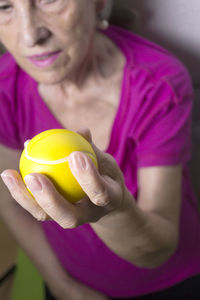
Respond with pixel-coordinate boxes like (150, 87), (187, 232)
(1, 170), (81, 228)
(0, 129), (125, 229)
(1, 169), (48, 221)
(68, 151), (123, 211)
(24, 173), (81, 228)
(77, 128), (124, 183)
(69, 128), (124, 211)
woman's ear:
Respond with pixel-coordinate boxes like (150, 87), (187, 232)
(95, 0), (110, 14)
(95, 0), (105, 12)
(96, 0), (113, 20)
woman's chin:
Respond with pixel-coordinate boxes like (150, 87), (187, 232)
(28, 69), (67, 85)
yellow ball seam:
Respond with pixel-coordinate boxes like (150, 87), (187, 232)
(25, 147), (96, 165)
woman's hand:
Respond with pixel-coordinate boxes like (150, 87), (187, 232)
(1, 129), (126, 228)
(1, 129), (180, 268)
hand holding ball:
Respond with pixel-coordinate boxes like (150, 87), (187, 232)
(19, 129), (98, 203)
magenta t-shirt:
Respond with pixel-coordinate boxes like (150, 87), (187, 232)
(0, 26), (199, 297)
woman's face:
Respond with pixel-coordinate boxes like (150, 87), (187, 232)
(0, 0), (102, 84)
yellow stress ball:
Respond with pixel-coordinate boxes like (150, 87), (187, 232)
(19, 129), (98, 203)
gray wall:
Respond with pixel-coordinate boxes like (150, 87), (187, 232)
(119, 0), (200, 85)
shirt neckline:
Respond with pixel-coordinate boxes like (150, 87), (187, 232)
(31, 25), (133, 154)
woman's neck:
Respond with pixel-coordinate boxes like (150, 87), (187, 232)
(39, 31), (125, 104)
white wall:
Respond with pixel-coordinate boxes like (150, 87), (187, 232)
(124, 0), (200, 85)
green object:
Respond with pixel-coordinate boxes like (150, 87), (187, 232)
(11, 248), (44, 300)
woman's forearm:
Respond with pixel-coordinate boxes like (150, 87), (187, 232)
(0, 200), (74, 297)
(91, 189), (178, 268)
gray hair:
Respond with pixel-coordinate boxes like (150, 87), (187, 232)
(100, 0), (113, 20)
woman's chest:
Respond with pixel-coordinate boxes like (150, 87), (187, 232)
(38, 72), (123, 151)
(43, 95), (118, 151)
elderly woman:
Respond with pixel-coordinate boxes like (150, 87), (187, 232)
(0, 1), (199, 299)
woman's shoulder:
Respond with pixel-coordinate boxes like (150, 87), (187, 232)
(106, 25), (193, 98)
(0, 52), (23, 98)
(0, 52), (18, 81)
(107, 25), (189, 74)
(0, 53), (23, 148)
(0, 52), (32, 100)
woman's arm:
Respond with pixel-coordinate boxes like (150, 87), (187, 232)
(0, 145), (70, 297)
(0, 202), (70, 297)
(69, 137), (182, 268)
(0, 144), (109, 300)
(91, 165), (182, 268)
(0, 198), (110, 300)
(1, 131), (182, 270)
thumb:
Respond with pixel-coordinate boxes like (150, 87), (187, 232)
(76, 128), (92, 144)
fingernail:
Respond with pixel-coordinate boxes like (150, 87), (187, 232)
(1, 173), (14, 188)
(24, 175), (42, 193)
(69, 152), (88, 171)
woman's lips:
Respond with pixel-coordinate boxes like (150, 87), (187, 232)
(28, 50), (62, 67)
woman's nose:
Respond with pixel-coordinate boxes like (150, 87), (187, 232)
(18, 12), (51, 47)
(23, 26), (51, 47)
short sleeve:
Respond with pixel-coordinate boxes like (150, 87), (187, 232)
(134, 78), (193, 167)
(0, 87), (21, 149)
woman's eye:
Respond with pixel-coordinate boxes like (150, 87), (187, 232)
(0, 5), (12, 11)
(40, 0), (57, 4)
(39, 0), (65, 13)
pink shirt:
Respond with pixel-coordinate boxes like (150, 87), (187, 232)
(0, 25), (199, 298)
